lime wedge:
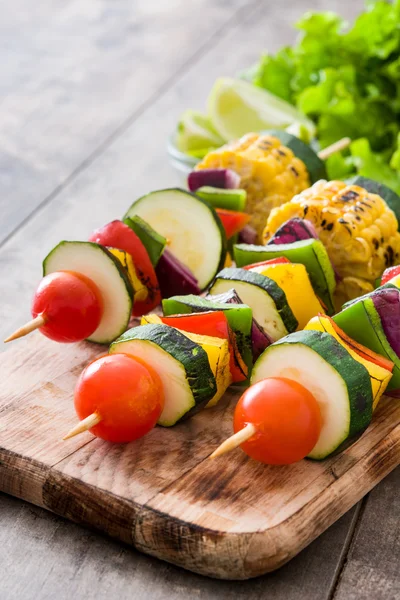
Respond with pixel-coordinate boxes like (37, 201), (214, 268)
(175, 109), (224, 153)
(208, 77), (316, 142)
(285, 122), (313, 145)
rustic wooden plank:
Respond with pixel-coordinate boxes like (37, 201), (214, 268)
(332, 467), (400, 600)
(1, 332), (399, 579)
(132, 398), (400, 578)
(0, 0), (253, 245)
(0, 492), (357, 600)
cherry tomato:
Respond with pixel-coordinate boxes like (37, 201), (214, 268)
(89, 220), (161, 315)
(381, 265), (400, 285)
(233, 377), (322, 465)
(215, 208), (250, 239)
(74, 353), (164, 443)
(31, 271), (103, 343)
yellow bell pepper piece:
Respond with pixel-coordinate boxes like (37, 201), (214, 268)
(109, 248), (148, 303)
(387, 274), (400, 288)
(182, 332), (232, 407)
(250, 262), (325, 330)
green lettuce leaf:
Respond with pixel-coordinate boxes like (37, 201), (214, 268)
(246, 0), (400, 186)
(350, 138), (400, 195)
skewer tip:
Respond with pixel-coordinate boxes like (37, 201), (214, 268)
(209, 423), (257, 459)
(4, 314), (46, 343)
(63, 412), (102, 440)
(317, 137), (351, 160)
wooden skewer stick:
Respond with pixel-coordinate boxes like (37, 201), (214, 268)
(209, 422), (257, 459)
(317, 137), (351, 161)
(63, 412), (102, 441)
(4, 314), (46, 343)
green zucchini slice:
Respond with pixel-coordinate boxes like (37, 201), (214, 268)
(234, 238), (336, 315)
(267, 129), (327, 183)
(110, 323), (216, 426)
(251, 330), (374, 460)
(124, 188), (227, 290)
(43, 241), (133, 345)
(209, 267), (298, 341)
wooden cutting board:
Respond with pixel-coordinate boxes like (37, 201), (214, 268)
(1, 334), (400, 580)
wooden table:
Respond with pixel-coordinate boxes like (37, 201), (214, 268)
(0, 1), (398, 598)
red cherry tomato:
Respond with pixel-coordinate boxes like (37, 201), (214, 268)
(215, 208), (250, 239)
(31, 271), (103, 343)
(74, 353), (164, 443)
(233, 377), (322, 465)
(89, 220), (161, 315)
(381, 265), (400, 285)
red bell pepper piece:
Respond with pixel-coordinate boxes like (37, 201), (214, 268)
(381, 265), (400, 285)
(242, 257), (291, 270)
(160, 311), (248, 382)
(216, 208), (251, 239)
(89, 220), (161, 316)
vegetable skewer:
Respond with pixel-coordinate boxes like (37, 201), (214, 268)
(212, 317), (394, 463)
(5, 171), (400, 467)
(210, 377), (322, 463)
(194, 133), (351, 238)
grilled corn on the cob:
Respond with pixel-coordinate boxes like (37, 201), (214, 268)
(264, 180), (400, 305)
(195, 133), (310, 239)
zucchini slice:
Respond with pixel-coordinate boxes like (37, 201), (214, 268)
(141, 314), (232, 404)
(110, 323), (216, 426)
(162, 293), (253, 378)
(144, 313), (232, 406)
(252, 330), (374, 460)
(234, 238), (336, 314)
(209, 267), (298, 341)
(267, 129), (327, 183)
(124, 188), (227, 290)
(123, 215), (166, 266)
(43, 241), (133, 345)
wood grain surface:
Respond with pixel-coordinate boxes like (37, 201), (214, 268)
(0, 0), (253, 245)
(2, 0), (399, 598)
(0, 333), (399, 580)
